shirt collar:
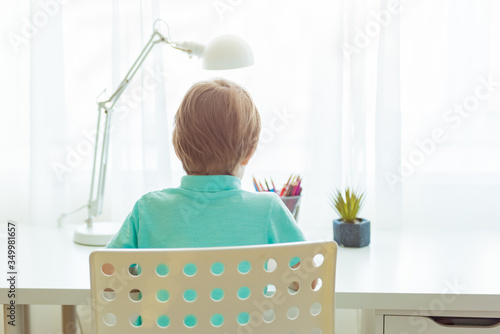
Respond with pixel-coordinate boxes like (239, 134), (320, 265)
(180, 175), (241, 192)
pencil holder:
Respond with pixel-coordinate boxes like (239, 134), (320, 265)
(280, 195), (302, 222)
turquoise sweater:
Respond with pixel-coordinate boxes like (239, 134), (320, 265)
(107, 175), (305, 249)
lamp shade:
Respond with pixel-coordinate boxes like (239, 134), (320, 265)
(202, 35), (254, 70)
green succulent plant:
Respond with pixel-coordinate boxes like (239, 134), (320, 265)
(329, 188), (365, 223)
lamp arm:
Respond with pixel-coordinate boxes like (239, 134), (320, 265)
(86, 29), (190, 226)
(104, 30), (189, 109)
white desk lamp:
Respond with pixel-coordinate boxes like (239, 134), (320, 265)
(70, 20), (253, 246)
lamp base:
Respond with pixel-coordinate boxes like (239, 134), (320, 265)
(73, 222), (121, 246)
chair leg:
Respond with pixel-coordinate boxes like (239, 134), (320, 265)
(62, 305), (78, 334)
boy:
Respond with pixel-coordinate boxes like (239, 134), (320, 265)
(106, 78), (304, 249)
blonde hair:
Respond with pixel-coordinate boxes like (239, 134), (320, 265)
(173, 79), (261, 175)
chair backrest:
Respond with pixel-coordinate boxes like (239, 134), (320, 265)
(89, 241), (337, 334)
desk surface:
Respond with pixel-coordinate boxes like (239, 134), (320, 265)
(0, 224), (499, 311)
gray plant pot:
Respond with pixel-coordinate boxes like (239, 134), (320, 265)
(333, 218), (370, 248)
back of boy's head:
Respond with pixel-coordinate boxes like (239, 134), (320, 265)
(173, 79), (261, 175)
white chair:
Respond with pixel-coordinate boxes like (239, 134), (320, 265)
(89, 241), (337, 333)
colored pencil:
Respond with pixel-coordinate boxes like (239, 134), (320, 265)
(253, 174), (302, 196)
(270, 178), (276, 192)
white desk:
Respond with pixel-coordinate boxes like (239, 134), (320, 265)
(315, 225), (500, 333)
(0, 225), (99, 334)
(1, 225), (499, 333)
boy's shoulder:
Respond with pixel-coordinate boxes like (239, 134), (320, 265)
(136, 188), (177, 204)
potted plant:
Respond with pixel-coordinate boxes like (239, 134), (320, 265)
(330, 188), (370, 247)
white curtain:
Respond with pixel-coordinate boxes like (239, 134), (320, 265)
(399, 0), (500, 229)
(1, 1), (31, 224)
(107, 0), (172, 222)
(335, 0), (404, 231)
(1, 0), (499, 233)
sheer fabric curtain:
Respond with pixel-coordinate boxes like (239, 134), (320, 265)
(61, 0), (173, 225)
(1, 0), (69, 225)
(1, 1), (31, 225)
(0, 1), (172, 226)
(335, 0), (403, 230)
(0, 0), (406, 231)
(400, 0), (500, 229)
(334, 0), (500, 231)
(107, 0), (172, 223)
(3, 0), (499, 234)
